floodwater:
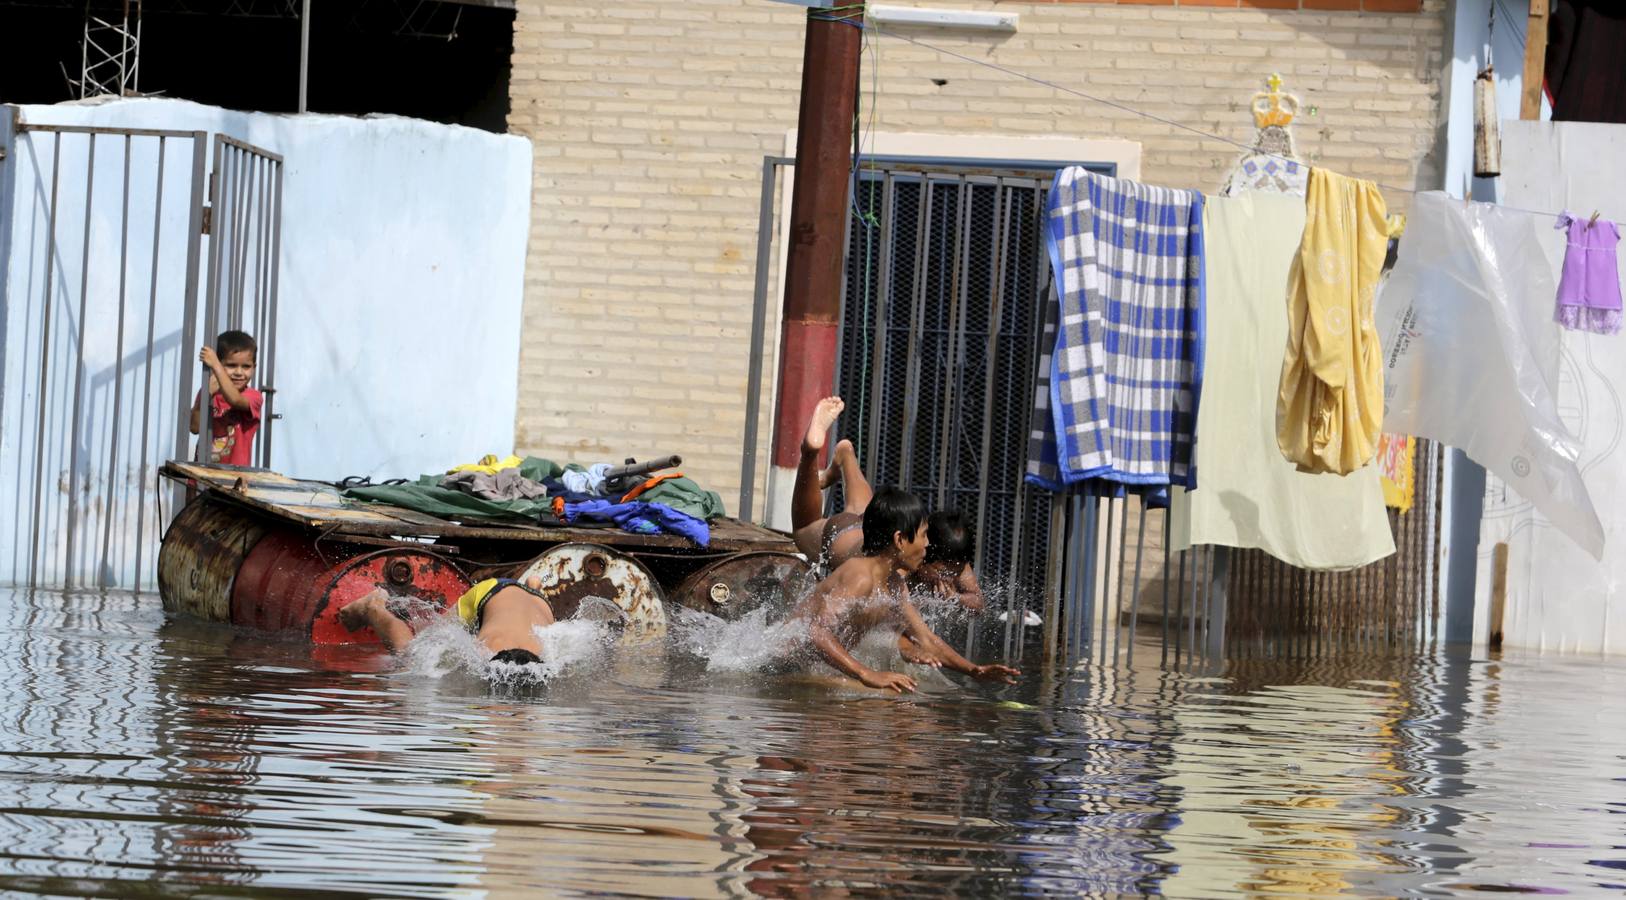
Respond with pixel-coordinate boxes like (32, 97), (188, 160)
(1, 587), (1622, 898)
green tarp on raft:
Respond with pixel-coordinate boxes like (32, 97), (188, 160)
(343, 457), (727, 523)
(343, 457), (563, 522)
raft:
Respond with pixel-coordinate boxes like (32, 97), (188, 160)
(157, 461), (808, 644)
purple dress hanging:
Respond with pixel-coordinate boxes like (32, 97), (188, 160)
(1554, 212), (1623, 335)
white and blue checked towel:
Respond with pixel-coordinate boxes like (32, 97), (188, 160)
(1027, 167), (1206, 495)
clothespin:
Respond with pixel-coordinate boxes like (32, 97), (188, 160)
(1588, 210), (1601, 227)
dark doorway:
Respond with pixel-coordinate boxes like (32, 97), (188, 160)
(0, 0), (514, 133)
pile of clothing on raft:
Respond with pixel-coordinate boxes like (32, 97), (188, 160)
(344, 454), (726, 547)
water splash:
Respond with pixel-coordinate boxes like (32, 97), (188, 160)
(394, 598), (621, 685)
(668, 602), (959, 693)
(669, 604), (811, 673)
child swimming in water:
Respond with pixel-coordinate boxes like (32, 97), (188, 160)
(913, 511), (985, 613)
(788, 488), (1019, 694)
(339, 577), (556, 667)
(898, 511), (986, 665)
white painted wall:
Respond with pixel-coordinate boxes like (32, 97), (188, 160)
(0, 98), (532, 588)
(1473, 120), (1626, 655)
(1436, 0), (1545, 642)
(1441, 0), (1543, 203)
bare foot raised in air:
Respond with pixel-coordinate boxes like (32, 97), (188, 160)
(802, 396), (844, 458)
(338, 588), (389, 632)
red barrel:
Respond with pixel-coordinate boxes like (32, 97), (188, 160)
(229, 529), (470, 644)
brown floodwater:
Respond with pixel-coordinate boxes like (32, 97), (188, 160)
(0, 587), (1621, 897)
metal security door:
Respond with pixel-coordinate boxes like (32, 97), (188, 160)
(831, 162), (1073, 661)
(198, 135), (283, 467)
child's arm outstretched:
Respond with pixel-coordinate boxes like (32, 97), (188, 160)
(897, 597), (1020, 685)
(794, 574), (918, 694)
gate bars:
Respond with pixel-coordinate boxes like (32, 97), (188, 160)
(201, 136), (283, 469)
(1, 118), (282, 590)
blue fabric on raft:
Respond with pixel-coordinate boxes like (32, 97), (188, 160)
(561, 499), (711, 547)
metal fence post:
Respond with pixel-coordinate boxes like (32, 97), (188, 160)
(739, 156), (782, 521)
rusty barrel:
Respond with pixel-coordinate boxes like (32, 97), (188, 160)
(157, 498), (272, 623)
(669, 551), (811, 621)
(158, 497), (470, 644)
(480, 543), (668, 643)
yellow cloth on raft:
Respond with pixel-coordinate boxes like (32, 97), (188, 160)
(1276, 168), (1399, 476)
(448, 454), (523, 476)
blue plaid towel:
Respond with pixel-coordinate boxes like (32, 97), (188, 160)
(1027, 167), (1206, 494)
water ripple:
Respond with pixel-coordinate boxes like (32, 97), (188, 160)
(0, 588), (1621, 896)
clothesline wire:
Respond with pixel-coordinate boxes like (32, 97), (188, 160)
(868, 25), (1608, 226)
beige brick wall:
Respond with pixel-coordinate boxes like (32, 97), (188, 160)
(507, 0), (1447, 520)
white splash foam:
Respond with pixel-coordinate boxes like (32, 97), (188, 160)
(394, 599), (618, 685)
(669, 605), (812, 673)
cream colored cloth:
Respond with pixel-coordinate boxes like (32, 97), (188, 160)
(1171, 192), (1394, 570)
(1276, 168), (1393, 475)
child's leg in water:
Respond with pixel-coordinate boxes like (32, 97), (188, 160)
(338, 589), (417, 653)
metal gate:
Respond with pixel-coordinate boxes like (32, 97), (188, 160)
(200, 135), (283, 468)
(0, 113), (282, 590)
(833, 163), (1070, 590)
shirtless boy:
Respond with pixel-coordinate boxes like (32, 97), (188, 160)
(339, 577), (556, 667)
(789, 487), (1020, 693)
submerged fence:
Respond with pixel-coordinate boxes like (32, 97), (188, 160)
(744, 155), (1446, 668)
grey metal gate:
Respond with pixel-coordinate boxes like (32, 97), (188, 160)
(198, 135), (283, 468)
(0, 112), (282, 591)
(831, 162), (1077, 663)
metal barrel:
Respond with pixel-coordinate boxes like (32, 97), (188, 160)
(157, 496), (469, 644)
(481, 543), (669, 644)
(232, 531), (469, 644)
(668, 551), (811, 621)
(157, 497), (273, 623)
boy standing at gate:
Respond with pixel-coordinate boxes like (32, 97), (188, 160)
(189, 329), (264, 466)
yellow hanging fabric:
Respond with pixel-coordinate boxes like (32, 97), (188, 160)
(448, 454), (523, 476)
(1277, 168), (1394, 475)
(1375, 433), (1416, 512)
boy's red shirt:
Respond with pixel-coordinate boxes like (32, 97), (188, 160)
(205, 387), (264, 466)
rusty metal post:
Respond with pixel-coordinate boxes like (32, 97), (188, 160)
(768, 2), (865, 505)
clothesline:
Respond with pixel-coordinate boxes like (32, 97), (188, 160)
(865, 24), (1620, 229)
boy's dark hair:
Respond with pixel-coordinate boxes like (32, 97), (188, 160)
(925, 511), (974, 565)
(490, 648), (543, 666)
(216, 330), (257, 360)
(861, 488), (927, 556)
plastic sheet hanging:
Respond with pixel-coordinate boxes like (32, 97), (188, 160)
(1376, 191), (1605, 559)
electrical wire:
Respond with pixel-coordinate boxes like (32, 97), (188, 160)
(865, 23), (1611, 225)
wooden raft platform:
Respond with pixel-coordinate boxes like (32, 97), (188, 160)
(160, 461), (797, 555)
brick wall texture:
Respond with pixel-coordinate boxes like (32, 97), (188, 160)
(507, 0), (1447, 519)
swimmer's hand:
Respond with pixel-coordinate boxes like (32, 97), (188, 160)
(859, 668), (917, 693)
(897, 636), (942, 668)
(970, 663), (1021, 685)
